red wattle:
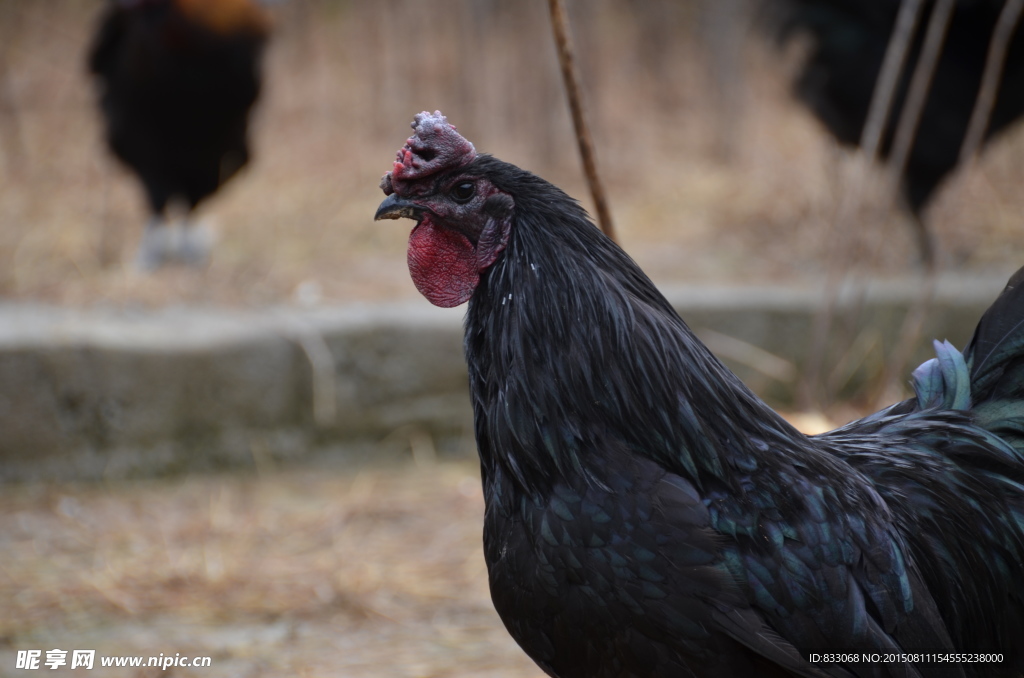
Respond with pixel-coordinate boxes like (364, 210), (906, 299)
(407, 220), (479, 308)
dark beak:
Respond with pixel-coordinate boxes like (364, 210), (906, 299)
(374, 194), (424, 222)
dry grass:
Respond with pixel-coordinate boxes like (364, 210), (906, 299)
(0, 460), (545, 678)
(2, 0), (1024, 309)
(0, 409), (837, 678)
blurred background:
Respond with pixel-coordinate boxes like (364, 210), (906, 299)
(3, 0), (1022, 307)
(2, 0), (1024, 676)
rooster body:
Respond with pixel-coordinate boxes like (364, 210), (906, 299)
(88, 0), (269, 269)
(376, 113), (1024, 678)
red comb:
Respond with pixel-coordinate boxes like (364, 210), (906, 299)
(380, 111), (477, 196)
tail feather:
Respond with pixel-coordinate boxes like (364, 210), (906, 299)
(952, 266), (1024, 465)
(912, 340), (970, 411)
(874, 265), (1024, 667)
(965, 266), (1024, 401)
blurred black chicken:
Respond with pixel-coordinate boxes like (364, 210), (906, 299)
(375, 112), (1024, 677)
(88, 0), (270, 269)
(773, 0), (1024, 266)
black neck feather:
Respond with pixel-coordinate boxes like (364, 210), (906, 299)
(463, 157), (807, 496)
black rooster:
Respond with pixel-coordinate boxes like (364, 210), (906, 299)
(773, 0), (1024, 266)
(375, 112), (1024, 678)
(88, 0), (270, 269)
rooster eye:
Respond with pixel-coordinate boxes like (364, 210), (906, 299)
(451, 182), (476, 203)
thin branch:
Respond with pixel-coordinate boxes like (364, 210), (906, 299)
(798, 0), (924, 409)
(547, 0), (616, 242)
(960, 0), (1024, 166)
(885, 0), (955, 263)
(0, 24), (27, 178)
(862, 0), (926, 159)
(935, 0), (1023, 255)
(872, 264), (938, 408)
(871, 0), (956, 405)
(705, 0), (745, 162)
(281, 316), (337, 429)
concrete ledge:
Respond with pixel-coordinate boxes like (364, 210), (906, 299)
(0, 272), (1011, 482)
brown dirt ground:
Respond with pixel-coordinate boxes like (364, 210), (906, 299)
(0, 413), (832, 678)
(0, 460), (545, 678)
(0, 410), (837, 678)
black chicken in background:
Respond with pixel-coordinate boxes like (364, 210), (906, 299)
(376, 112), (1024, 677)
(770, 0), (1024, 266)
(88, 0), (270, 270)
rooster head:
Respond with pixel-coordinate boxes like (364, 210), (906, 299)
(375, 111), (514, 308)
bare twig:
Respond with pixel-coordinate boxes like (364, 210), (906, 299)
(885, 0), (956, 269)
(281, 316), (337, 428)
(704, 0), (745, 162)
(0, 20), (27, 178)
(547, 0), (616, 242)
(697, 328), (796, 383)
(934, 0), (1024, 260)
(798, 0), (925, 409)
(872, 0), (956, 406)
(872, 266), (938, 408)
(960, 0), (1024, 167)
(862, 0), (926, 159)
